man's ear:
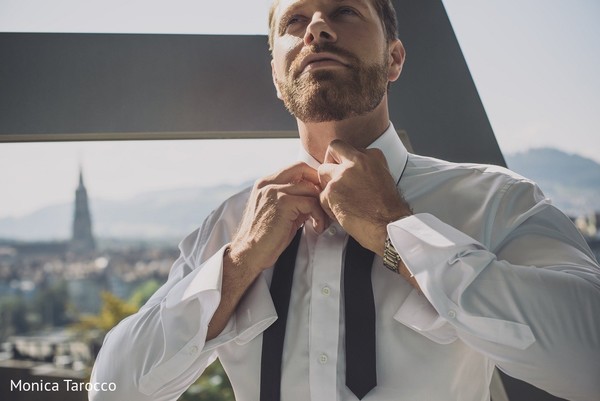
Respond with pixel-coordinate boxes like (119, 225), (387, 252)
(271, 60), (283, 100)
(387, 39), (406, 83)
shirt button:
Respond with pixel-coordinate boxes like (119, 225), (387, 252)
(188, 345), (199, 355)
(321, 286), (331, 296)
(448, 310), (457, 319)
(319, 353), (328, 364)
(327, 226), (337, 236)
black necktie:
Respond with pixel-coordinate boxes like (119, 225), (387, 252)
(344, 236), (377, 399)
(260, 229), (377, 400)
(260, 230), (302, 401)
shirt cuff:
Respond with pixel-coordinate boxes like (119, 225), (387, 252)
(204, 272), (277, 352)
(393, 288), (457, 344)
(388, 213), (535, 349)
(140, 246), (278, 394)
(139, 247), (227, 395)
(168, 243), (278, 352)
(164, 244), (226, 313)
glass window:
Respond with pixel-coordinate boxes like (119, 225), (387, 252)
(1, 2), (598, 400)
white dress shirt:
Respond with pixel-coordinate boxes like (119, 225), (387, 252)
(90, 123), (600, 401)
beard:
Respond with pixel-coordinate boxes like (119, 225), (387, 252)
(277, 44), (389, 123)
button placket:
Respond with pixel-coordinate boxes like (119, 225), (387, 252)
(308, 225), (344, 401)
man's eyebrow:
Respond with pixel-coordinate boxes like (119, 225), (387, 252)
(277, 1), (304, 35)
(278, 1), (306, 22)
(277, 0), (367, 32)
(333, 0), (369, 7)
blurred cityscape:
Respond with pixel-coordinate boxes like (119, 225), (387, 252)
(0, 159), (598, 401)
(0, 170), (232, 401)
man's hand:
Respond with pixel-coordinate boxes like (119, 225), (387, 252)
(228, 162), (328, 274)
(318, 140), (412, 256)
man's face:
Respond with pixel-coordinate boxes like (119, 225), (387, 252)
(270, 0), (396, 123)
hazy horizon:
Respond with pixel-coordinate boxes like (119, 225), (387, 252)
(0, 144), (598, 221)
(1, 145), (598, 245)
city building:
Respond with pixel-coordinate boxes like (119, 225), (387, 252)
(69, 168), (95, 256)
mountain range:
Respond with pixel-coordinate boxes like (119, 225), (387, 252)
(0, 182), (251, 243)
(504, 148), (600, 216)
(0, 148), (598, 242)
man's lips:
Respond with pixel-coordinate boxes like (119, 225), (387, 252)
(298, 52), (349, 74)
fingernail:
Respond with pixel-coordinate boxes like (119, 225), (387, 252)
(314, 220), (323, 234)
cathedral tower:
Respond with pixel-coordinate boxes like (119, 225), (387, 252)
(70, 167), (95, 254)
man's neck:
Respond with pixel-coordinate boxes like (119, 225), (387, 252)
(297, 97), (391, 163)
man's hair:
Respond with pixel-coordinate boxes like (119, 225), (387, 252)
(268, 0), (398, 51)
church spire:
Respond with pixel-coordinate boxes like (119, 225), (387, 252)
(70, 165), (95, 255)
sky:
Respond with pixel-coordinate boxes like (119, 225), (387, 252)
(0, 0), (599, 219)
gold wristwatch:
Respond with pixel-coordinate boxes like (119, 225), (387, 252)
(383, 236), (401, 274)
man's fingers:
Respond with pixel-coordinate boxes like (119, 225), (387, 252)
(319, 190), (336, 222)
(267, 181), (321, 198)
(316, 163), (338, 189)
(259, 182), (328, 233)
(364, 147), (390, 168)
(324, 139), (362, 164)
(280, 193), (328, 234)
(259, 162), (320, 187)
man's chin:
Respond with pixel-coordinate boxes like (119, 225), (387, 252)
(290, 101), (362, 123)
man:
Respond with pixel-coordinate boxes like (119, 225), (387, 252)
(89, 0), (600, 400)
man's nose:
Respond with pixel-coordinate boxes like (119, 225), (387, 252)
(304, 13), (337, 45)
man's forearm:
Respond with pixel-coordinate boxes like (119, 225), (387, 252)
(206, 248), (262, 340)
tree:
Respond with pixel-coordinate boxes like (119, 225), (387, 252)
(72, 291), (137, 334)
(128, 279), (161, 307)
(73, 287), (234, 401)
(0, 297), (29, 340)
(33, 280), (71, 328)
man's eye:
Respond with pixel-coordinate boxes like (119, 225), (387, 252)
(279, 15), (304, 35)
(285, 15), (302, 27)
(336, 7), (358, 16)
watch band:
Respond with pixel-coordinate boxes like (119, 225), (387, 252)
(382, 236), (401, 274)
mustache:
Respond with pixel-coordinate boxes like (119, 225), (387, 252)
(290, 43), (360, 78)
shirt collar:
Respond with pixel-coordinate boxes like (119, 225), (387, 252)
(296, 122), (409, 184)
